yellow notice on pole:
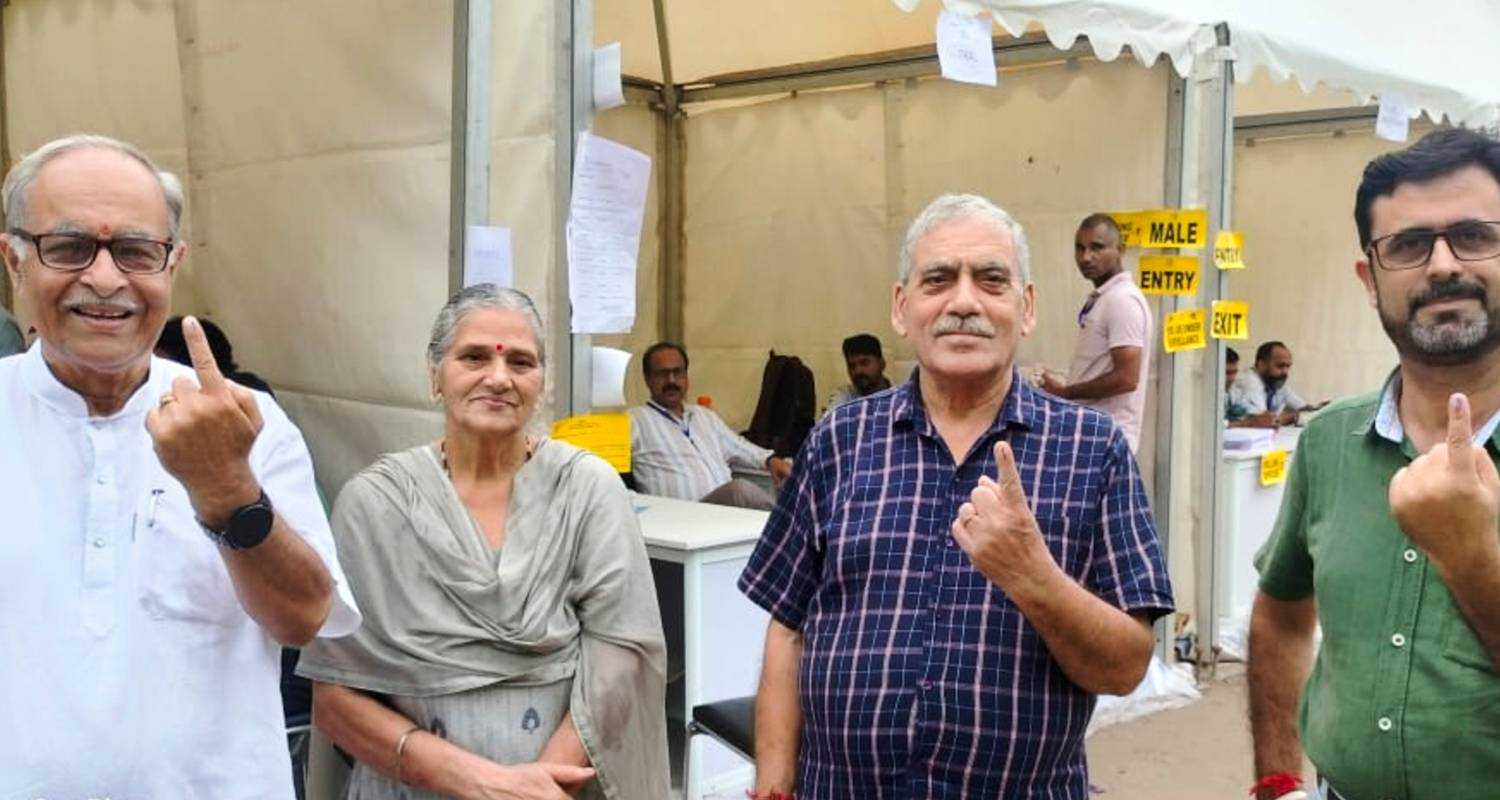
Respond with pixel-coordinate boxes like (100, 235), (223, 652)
(551, 413), (631, 473)
(1110, 208), (1209, 249)
(1260, 449), (1289, 486)
(1211, 300), (1250, 340)
(1138, 255), (1201, 296)
(1163, 308), (1207, 352)
(1214, 230), (1246, 270)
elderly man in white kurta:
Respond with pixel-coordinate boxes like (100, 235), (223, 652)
(0, 135), (359, 799)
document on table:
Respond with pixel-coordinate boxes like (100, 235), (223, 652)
(462, 225), (513, 288)
(567, 132), (651, 333)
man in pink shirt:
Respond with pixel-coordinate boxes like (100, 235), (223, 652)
(1042, 213), (1152, 452)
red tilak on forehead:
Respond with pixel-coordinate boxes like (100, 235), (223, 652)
(496, 343), (505, 352)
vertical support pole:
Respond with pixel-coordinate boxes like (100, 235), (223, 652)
(1184, 24), (1235, 676)
(448, 0), (492, 296)
(652, 0), (686, 344)
(561, 0), (595, 416)
(0, 1), (12, 313)
(1151, 70), (1187, 663)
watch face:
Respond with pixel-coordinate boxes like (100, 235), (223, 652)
(223, 502), (275, 549)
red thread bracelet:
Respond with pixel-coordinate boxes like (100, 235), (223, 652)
(1249, 773), (1302, 797)
(746, 791), (795, 800)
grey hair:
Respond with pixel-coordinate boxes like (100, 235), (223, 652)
(898, 193), (1031, 285)
(2, 134), (186, 256)
(426, 283), (547, 370)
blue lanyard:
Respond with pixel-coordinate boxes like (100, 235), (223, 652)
(648, 401), (692, 439)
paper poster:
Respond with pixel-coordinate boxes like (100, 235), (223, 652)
(936, 10), (997, 87)
(1163, 308), (1207, 352)
(593, 42), (625, 111)
(1211, 300), (1250, 340)
(551, 413), (631, 473)
(1376, 92), (1411, 142)
(1138, 255), (1201, 296)
(462, 225), (513, 288)
(1213, 230), (1246, 271)
(590, 346), (632, 408)
(1111, 208), (1209, 249)
(567, 132), (651, 334)
(1260, 449), (1289, 486)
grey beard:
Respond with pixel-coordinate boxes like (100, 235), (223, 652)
(1380, 300), (1500, 366)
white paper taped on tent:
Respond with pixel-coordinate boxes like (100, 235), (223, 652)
(593, 42), (625, 111)
(567, 132), (651, 334)
(590, 346), (632, 408)
(935, 9), (997, 87)
(463, 225), (513, 288)
(1376, 92), (1412, 142)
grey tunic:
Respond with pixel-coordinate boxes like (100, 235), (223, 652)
(299, 440), (669, 800)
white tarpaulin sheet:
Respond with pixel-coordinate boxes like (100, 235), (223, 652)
(902, 0), (1500, 127)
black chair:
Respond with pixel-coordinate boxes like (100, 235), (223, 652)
(684, 696), (756, 798)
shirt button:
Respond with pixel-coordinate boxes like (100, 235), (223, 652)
(91, 538), (107, 549)
(1391, 633), (1406, 648)
(919, 679), (933, 690)
(1403, 549), (1418, 563)
(95, 473), (108, 485)
(1377, 716), (1393, 732)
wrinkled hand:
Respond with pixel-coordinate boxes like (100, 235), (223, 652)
(1389, 393), (1500, 572)
(145, 316), (265, 528)
(768, 456), (794, 488)
(951, 441), (1060, 592)
(467, 762), (594, 800)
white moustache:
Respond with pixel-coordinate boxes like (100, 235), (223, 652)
(932, 316), (995, 337)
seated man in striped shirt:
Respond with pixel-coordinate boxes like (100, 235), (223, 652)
(628, 341), (793, 509)
(739, 193), (1174, 799)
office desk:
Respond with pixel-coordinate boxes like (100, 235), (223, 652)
(634, 494), (771, 800)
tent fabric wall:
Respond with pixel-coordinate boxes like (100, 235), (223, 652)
(679, 56), (1168, 434)
(3, 1), (566, 501)
(1230, 129), (1407, 404)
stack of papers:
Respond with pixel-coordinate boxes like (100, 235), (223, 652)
(1223, 427), (1276, 452)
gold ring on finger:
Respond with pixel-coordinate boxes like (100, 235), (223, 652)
(159, 394), (177, 407)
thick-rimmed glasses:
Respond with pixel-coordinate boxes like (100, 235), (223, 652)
(8, 229), (175, 274)
(1366, 220), (1500, 271)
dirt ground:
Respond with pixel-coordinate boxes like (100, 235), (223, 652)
(1087, 665), (1302, 800)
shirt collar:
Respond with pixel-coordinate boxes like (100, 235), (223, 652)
(893, 368), (1038, 440)
(1365, 369), (1500, 448)
(19, 343), (164, 420)
(1090, 270), (1134, 297)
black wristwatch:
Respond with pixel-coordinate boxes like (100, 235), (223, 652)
(202, 490), (275, 550)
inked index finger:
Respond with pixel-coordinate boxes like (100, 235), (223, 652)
(182, 316), (228, 393)
(1447, 392), (1475, 474)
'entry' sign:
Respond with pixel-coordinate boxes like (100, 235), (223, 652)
(1211, 300), (1250, 340)
(1138, 255), (1201, 296)
(1163, 308), (1207, 352)
(1214, 230), (1246, 270)
(1111, 208), (1210, 249)
(1260, 449), (1289, 486)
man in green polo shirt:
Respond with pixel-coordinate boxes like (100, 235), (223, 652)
(1248, 127), (1500, 800)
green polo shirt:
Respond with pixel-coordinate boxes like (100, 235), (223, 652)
(1255, 384), (1500, 800)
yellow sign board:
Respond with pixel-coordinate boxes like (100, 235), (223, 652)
(1111, 208), (1209, 249)
(1163, 308), (1207, 352)
(1214, 230), (1246, 270)
(551, 413), (631, 473)
(1138, 255), (1201, 296)
(1211, 300), (1250, 340)
(1260, 449), (1289, 486)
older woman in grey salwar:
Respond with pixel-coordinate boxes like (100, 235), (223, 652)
(298, 285), (669, 800)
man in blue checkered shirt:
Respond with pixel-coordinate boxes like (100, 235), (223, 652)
(738, 194), (1174, 799)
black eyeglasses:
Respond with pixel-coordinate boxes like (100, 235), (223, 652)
(8, 229), (175, 275)
(1366, 220), (1500, 271)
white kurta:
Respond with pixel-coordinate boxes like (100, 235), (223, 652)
(0, 345), (360, 799)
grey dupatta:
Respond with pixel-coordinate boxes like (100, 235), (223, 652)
(298, 440), (669, 800)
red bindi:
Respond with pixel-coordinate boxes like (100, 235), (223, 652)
(495, 343), (505, 352)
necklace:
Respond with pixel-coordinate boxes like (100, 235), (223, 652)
(439, 436), (534, 475)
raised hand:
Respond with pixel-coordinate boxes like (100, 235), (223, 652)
(1389, 392), (1500, 570)
(951, 440), (1059, 592)
(145, 315), (266, 528)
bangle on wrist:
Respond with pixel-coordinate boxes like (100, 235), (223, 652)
(394, 725), (424, 783)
